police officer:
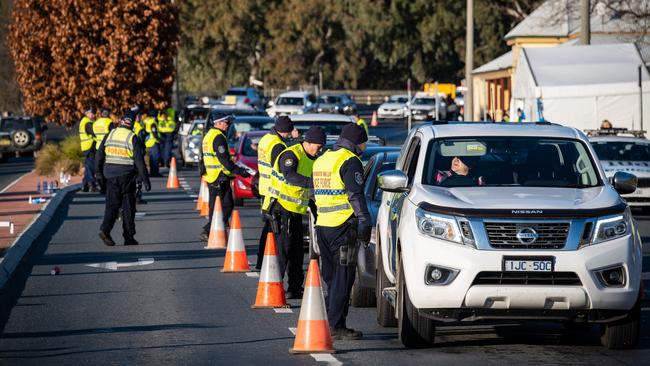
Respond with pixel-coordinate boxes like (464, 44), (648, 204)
(199, 115), (251, 241)
(312, 123), (371, 340)
(255, 116), (295, 269)
(95, 114), (151, 246)
(93, 108), (114, 193)
(271, 126), (326, 298)
(79, 107), (96, 192)
(143, 110), (162, 177)
(131, 106), (148, 205)
(158, 108), (177, 167)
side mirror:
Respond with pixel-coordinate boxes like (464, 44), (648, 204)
(378, 170), (409, 193)
(612, 171), (637, 195)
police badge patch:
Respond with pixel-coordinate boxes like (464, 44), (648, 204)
(218, 146), (226, 154)
(355, 172), (363, 185)
(284, 158), (294, 167)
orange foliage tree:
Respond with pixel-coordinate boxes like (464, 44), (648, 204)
(8, 0), (179, 125)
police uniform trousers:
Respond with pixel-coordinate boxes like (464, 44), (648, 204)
(101, 172), (137, 240)
(276, 206), (304, 292)
(83, 149), (95, 188)
(316, 222), (356, 330)
(161, 133), (174, 166)
(256, 195), (272, 269)
(203, 179), (234, 233)
(148, 144), (161, 176)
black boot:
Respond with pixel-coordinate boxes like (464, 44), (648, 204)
(99, 231), (116, 246)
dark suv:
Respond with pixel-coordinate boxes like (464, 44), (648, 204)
(0, 116), (47, 159)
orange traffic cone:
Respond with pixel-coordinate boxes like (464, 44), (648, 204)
(195, 177), (206, 211)
(370, 111), (379, 127)
(199, 178), (210, 217)
(290, 259), (334, 354)
(252, 233), (288, 308)
(205, 196), (227, 249)
(166, 157), (180, 189)
(222, 210), (250, 273)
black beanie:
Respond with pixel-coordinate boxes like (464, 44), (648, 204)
(304, 126), (326, 145)
(339, 123), (368, 145)
(275, 115), (294, 133)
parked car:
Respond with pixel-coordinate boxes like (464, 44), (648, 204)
(377, 95), (410, 120)
(376, 121), (642, 349)
(589, 128), (650, 212)
(0, 116), (47, 159)
(266, 91), (317, 117)
(316, 94), (357, 115)
(219, 87), (265, 110)
(410, 94), (445, 121)
(232, 131), (266, 206)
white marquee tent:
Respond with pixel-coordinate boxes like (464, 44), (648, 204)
(511, 43), (650, 131)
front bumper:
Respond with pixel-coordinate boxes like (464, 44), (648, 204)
(400, 228), (642, 313)
(378, 110), (406, 119)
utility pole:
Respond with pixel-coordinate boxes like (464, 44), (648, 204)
(407, 78), (412, 132)
(640, 65), (644, 131)
(465, 0), (474, 121)
(580, 0), (590, 45)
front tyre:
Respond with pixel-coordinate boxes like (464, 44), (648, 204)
(600, 298), (641, 349)
(376, 248), (396, 327)
(397, 257), (435, 348)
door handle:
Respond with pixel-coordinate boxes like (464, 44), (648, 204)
(386, 200), (390, 206)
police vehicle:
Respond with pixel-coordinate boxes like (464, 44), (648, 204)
(375, 121), (643, 349)
(588, 128), (650, 212)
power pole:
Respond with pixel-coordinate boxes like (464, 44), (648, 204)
(465, 0), (474, 121)
(580, 0), (590, 45)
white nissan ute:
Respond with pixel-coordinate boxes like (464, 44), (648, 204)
(375, 122), (643, 349)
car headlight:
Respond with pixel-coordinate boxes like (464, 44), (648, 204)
(415, 208), (475, 247)
(188, 141), (195, 148)
(591, 211), (632, 245)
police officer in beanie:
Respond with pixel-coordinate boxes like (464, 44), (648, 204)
(255, 115), (295, 269)
(312, 123), (371, 340)
(199, 115), (251, 241)
(271, 125), (326, 298)
(96, 113), (151, 246)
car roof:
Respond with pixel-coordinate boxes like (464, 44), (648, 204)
(589, 136), (649, 143)
(243, 130), (267, 138)
(234, 116), (274, 123)
(419, 122), (582, 140)
(278, 91), (312, 98)
(390, 94), (408, 98)
(289, 113), (356, 123)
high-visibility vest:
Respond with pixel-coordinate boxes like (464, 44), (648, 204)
(93, 117), (113, 149)
(202, 128), (232, 183)
(104, 127), (135, 166)
(158, 110), (177, 133)
(79, 116), (94, 152)
(313, 148), (358, 227)
(257, 132), (286, 198)
(272, 144), (314, 215)
(133, 119), (144, 136)
(143, 117), (158, 148)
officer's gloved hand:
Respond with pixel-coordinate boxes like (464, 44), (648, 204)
(199, 163), (207, 177)
(144, 180), (152, 192)
(357, 221), (372, 248)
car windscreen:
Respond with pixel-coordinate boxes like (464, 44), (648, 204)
(422, 137), (601, 188)
(276, 97), (304, 106)
(183, 108), (208, 122)
(242, 136), (260, 157)
(412, 98), (435, 106)
(389, 96), (408, 103)
(227, 120), (270, 141)
(318, 96), (341, 104)
(226, 90), (247, 96)
(591, 141), (650, 162)
(1, 118), (34, 131)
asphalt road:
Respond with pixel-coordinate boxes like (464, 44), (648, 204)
(0, 167), (649, 365)
(0, 157), (33, 192)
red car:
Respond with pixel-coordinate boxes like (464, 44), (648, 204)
(232, 130), (266, 205)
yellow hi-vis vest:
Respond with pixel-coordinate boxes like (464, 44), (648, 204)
(158, 111), (176, 133)
(313, 148), (358, 227)
(104, 127), (135, 166)
(143, 116), (158, 148)
(257, 133), (286, 198)
(93, 117), (113, 149)
(202, 128), (232, 183)
(79, 116), (94, 152)
(133, 119), (144, 136)
(272, 144), (314, 215)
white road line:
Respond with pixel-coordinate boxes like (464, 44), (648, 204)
(135, 212), (146, 217)
(189, 194), (198, 198)
(245, 272), (259, 278)
(311, 354), (342, 365)
(274, 308), (293, 313)
(288, 327), (297, 335)
(642, 272), (650, 280)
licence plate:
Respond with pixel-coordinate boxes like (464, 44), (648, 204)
(634, 188), (645, 196)
(503, 257), (553, 272)
(223, 95), (237, 105)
